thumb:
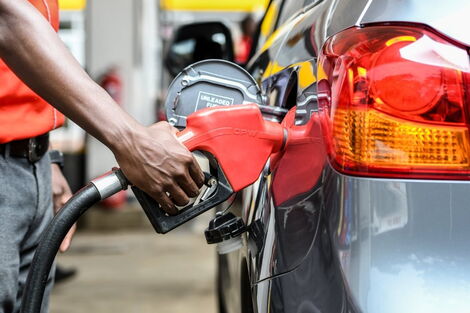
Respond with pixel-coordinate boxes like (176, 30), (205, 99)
(60, 224), (76, 253)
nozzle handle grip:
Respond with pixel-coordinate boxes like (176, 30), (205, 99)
(132, 164), (233, 234)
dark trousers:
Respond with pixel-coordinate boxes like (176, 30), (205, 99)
(0, 150), (55, 313)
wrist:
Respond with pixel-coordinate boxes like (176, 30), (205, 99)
(106, 119), (146, 155)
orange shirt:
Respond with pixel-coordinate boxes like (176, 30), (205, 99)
(0, 0), (64, 144)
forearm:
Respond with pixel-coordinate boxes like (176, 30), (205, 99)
(0, 0), (139, 152)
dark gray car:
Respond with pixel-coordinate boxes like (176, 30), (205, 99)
(217, 1), (470, 312)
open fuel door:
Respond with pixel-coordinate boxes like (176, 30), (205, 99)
(165, 59), (288, 128)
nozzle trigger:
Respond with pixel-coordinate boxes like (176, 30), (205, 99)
(132, 163), (233, 234)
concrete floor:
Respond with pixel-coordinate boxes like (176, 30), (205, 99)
(50, 230), (217, 313)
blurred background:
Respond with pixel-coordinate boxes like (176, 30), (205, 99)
(49, 0), (268, 312)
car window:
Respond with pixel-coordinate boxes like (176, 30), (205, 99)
(277, 0), (317, 27)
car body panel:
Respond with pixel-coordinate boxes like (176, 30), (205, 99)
(248, 169), (470, 313)
(328, 175), (470, 313)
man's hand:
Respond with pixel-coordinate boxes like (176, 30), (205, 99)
(113, 122), (205, 215)
(51, 163), (75, 252)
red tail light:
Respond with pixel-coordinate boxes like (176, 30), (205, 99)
(317, 25), (470, 179)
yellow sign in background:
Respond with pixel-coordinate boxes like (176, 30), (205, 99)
(59, 0), (266, 12)
(59, 0), (86, 10)
(161, 0), (268, 12)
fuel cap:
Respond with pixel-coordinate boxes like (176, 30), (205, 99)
(165, 59), (262, 129)
(205, 212), (247, 254)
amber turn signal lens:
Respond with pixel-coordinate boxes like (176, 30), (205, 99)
(332, 108), (470, 174)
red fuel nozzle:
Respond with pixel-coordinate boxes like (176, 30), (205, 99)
(177, 104), (286, 192)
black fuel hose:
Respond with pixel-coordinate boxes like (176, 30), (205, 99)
(20, 169), (128, 313)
